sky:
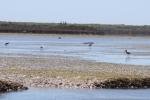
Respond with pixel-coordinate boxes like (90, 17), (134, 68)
(0, 0), (150, 25)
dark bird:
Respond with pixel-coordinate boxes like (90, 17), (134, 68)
(4, 42), (9, 46)
(58, 37), (62, 39)
(125, 50), (131, 55)
(40, 46), (43, 49)
(83, 42), (94, 47)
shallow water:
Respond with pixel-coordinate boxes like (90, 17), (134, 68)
(0, 88), (150, 100)
(0, 33), (150, 65)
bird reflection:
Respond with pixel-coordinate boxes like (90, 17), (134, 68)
(125, 56), (131, 63)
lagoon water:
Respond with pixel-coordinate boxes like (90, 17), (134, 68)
(0, 33), (150, 65)
(0, 33), (150, 100)
(0, 88), (150, 100)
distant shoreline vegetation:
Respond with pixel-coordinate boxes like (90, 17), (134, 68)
(0, 21), (150, 35)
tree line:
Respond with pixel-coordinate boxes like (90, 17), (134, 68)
(0, 21), (150, 35)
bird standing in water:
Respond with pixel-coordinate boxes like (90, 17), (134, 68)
(83, 42), (94, 47)
(58, 37), (62, 39)
(40, 46), (43, 49)
(125, 50), (131, 55)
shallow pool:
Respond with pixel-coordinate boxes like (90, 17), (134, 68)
(0, 33), (150, 65)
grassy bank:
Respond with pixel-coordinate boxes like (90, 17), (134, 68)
(0, 21), (150, 35)
(0, 67), (141, 80)
(0, 55), (150, 89)
(0, 80), (28, 93)
(0, 67), (150, 89)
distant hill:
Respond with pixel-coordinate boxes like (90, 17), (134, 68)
(0, 21), (150, 36)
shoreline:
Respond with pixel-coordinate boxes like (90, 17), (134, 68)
(1, 67), (150, 89)
(0, 55), (150, 89)
(0, 80), (28, 92)
(0, 21), (150, 36)
(1, 32), (150, 39)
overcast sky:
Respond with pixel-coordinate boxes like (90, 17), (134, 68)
(0, 0), (149, 25)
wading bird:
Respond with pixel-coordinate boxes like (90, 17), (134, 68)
(125, 50), (131, 55)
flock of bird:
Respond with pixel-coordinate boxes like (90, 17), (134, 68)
(3, 37), (131, 55)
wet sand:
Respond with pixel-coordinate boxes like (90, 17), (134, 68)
(0, 55), (150, 88)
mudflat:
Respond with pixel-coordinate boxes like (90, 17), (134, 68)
(0, 55), (150, 89)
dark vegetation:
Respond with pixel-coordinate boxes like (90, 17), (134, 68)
(94, 78), (150, 89)
(0, 80), (28, 93)
(0, 21), (150, 35)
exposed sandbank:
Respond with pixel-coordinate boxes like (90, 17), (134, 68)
(0, 55), (150, 89)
